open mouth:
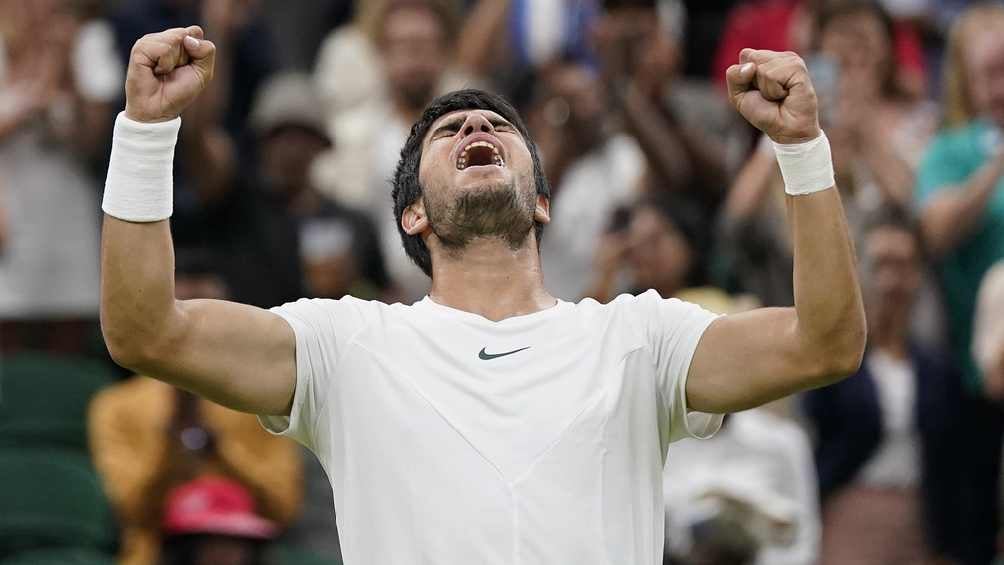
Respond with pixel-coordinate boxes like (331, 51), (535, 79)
(457, 140), (504, 170)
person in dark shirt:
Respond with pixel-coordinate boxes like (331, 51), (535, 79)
(803, 209), (963, 564)
(248, 72), (390, 301)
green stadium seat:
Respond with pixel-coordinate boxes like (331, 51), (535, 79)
(0, 448), (117, 557)
(0, 352), (115, 449)
(0, 547), (116, 565)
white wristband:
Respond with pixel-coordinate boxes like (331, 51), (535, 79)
(772, 132), (836, 196)
(102, 112), (180, 222)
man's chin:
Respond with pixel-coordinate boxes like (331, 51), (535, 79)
(427, 177), (536, 250)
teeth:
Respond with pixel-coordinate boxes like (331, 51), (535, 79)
(457, 140), (504, 170)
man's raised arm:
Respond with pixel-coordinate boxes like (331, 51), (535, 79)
(101, 27), (295, 415)
(686, 49), (867, 413)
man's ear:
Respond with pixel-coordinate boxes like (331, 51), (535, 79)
(533, 194), (551, 225)
(402, 199), (430, 235)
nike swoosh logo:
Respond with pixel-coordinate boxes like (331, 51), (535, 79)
(478, 346), (531, 360)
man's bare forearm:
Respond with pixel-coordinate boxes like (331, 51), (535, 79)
(788, 187), (866, 376)
(687, 50), (866, 414)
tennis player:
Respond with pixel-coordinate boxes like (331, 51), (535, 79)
(100, 26), (865, 564)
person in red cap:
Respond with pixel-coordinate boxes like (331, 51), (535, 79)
(160, 476), (278, 565)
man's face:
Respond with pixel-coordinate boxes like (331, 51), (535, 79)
(820, 10), (889, 84)
(382, 6), (448, 111)
(967, 31), (1004, 127)
(626, 206), (692, 294)
(261, 126), (329, 195)
(409, 108), (546, 250)
(542, 64), (605, 149)
(862, 226), (920, 319)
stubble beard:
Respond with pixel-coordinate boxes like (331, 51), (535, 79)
(425, 179), (537, 254)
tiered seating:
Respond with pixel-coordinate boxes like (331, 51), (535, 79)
(0, 353), (117, 561)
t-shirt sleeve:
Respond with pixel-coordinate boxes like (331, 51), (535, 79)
(633, 290), (724, 443)
(257, 296), (373, 452)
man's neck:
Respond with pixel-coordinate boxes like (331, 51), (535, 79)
(428, 238), (555, 322)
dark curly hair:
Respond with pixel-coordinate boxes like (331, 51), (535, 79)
(391, 89), (550, 277)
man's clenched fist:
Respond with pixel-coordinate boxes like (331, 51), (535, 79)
(726, 49), (821, 144)
(125, 26), (216, 123)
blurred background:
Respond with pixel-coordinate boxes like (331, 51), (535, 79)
(2, 0), (1004, 563)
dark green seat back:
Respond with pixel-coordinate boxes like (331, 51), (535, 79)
(0, 547), (116, 565)
(0, 448), (116, 556)
(0, 352), (115, 449)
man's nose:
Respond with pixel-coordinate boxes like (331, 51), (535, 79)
(460, 113), (495, 137)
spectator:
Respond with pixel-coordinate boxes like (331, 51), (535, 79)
(313, 1), (394, 142)
(165, 65), (310, 309)
(817, 0), (938, 197)
(248, 72), (389, 300)
(596, 0), (748, 212)
(300, 218), (389, 300)
(915, 5), (1004, 561)
(259, 0), (354, 71)
(588, 195), (745, 309)
(507, 0), (599, 71)
(112, 1), (304, 308)
(112, 0), (276, 142)
(422, 0), (601, 95)
(89, 251), (302, 565)
(680, 0), (740, 79)
(160, 476), (278, 565)
(803, 209), (963, 564)
(714, 137), (793, 306)
(719, 0), (937, 307)
(519, 60), (644, 300)
(0, 0), (119, 324)
(314, 0), (474, 301)
(664, 409), (820, 565)
(712, 0), (821, 90)
(711, 0), (926, 97)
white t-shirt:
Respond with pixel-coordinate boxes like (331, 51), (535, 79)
(259, 290), (722, 564)
(857, 350), (921, 487)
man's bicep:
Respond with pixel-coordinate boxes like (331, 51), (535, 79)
(686, 307), (812, 414)
(156, 298), (298, 415)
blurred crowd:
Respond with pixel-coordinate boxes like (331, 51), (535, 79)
(4, 0), (1004, 563)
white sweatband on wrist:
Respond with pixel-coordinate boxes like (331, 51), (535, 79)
(102, 112), (181, 222)
(772, 132), (836, 196)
